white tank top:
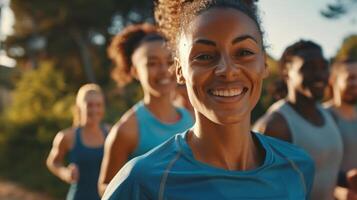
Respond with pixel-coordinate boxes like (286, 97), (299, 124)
(269, 100), (343, 200)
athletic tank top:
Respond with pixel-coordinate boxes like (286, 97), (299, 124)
(268, 100), (343, 200)
(129, 101), (194, 159)
(326, 107), (357, 172)
(67, 126), (107, 200)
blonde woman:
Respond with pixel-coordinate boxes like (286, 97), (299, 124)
(46, 84), (109, 200)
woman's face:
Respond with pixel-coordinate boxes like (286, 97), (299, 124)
(79, 91), (105, 125)
(131, 40), (176, 97)
(177, 8), (267, 125)
(285, 49), (329, 101)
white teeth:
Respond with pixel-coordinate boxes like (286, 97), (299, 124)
(211, 88), (244, 97)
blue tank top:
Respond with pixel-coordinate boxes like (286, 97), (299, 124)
(103, 132), (315, 200)
(67, 126), (107, 200)
(129, 101), (194, 159)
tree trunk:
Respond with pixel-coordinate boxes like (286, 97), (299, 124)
(70, 29), (96, 83)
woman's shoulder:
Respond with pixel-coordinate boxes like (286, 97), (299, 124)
(109, 108), (138, 141)
(102, 135), (181, 199)
(54, 127), (77, 150)
(116, 107), (137, 128)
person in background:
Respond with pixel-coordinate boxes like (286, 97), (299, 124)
(98, 23), (194, 196)
(46, 84), (109, 200)
(254, 40), (343, 200)
(324, 55), (357, 200)
(102, 0), (314, 199)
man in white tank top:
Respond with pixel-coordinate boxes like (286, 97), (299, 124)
(254, 40), (343, 200)
(324, 58), (357, 199)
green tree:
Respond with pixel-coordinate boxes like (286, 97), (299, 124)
(321, 0), (357, 20)
(4, 0), (154, 89)
(0, 61), (75, 198)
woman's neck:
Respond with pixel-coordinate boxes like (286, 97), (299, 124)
(80, 122), (101, 134)
(188, 114), (262, 171)
(143, 93), (180, 123)
(332, 101), (357, 120)
(286, 91), (325, 126)
(287, 90), (317, 108)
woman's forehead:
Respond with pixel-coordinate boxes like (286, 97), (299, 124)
(180, 8), (261, 46)
(83, 92), (103, 101)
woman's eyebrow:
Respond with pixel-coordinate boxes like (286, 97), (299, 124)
(193, 38), (216, 46)
(232, 35), (258, 45)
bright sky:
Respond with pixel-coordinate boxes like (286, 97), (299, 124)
(259, 0), (357, 59)
(0, 0), (13, 40)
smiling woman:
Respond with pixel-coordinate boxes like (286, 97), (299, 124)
(97, 23), (194, 196)
(46, 84), (109, 200)
(102, 1), (315, 199)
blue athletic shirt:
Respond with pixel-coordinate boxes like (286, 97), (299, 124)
(103, 131), (315, 200)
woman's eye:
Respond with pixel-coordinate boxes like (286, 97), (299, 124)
(194, 54), (214, 61)
(147, 62), (158, 67)
(236, 49), (254, 57)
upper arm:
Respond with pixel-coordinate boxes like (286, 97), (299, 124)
(46, 129), (73, 168)
(254, 112), (292, 143)
(99, 111), (139, 188)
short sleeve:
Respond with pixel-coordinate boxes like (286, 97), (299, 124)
(102, 159), (141, 200)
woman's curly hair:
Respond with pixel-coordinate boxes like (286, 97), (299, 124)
(108, 23), (164, 87)
(154, 0), (262, 51)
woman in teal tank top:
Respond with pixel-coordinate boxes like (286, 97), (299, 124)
(98, 23), (194, 196)
(46, 84), (109, 200)
(103, 1), (315, 199)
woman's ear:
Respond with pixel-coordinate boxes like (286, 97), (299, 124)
(175, 57), (186, 84)
(262, 54), (270, 78)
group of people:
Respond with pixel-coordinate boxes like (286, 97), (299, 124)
(45, 0), (356, 199)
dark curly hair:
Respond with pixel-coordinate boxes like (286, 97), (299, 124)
(154, 0), (263, 51)
(108, 23), (165, 87)
(279, 40), (322, 72)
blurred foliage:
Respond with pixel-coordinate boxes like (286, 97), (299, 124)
(334, 34), (357, 61)
(6, 61), (72, 124)
(4, 0), (154, 88)
(1, 0), (151, 194)
(0, 62), (74, 198)
(321, 0), (357, 20)
(0, 66), (19, 89)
